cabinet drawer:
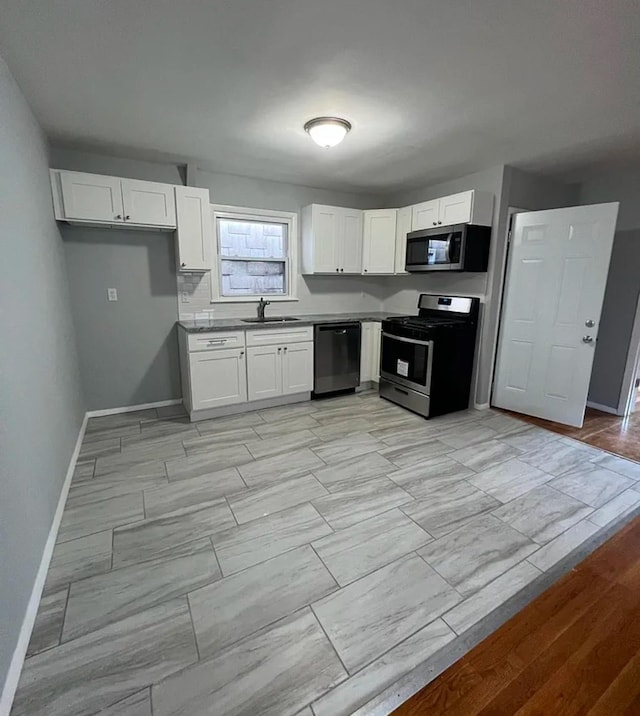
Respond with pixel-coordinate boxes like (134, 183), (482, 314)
(187, 330), (246, 352)
(246, 326), (313, 347)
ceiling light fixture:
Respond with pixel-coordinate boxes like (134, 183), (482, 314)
(304, 117), (352, 148)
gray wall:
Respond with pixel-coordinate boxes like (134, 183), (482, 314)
(0, 59), (84, 693)
(50, 147), (183, 411)
(383, 165), (507, 406)
(579, 167), (640, 409)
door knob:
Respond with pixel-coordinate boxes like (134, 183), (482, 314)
(585, 319), (595, 328)
(582, 335), (594, 343)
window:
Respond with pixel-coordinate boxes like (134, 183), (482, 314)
(210, 205), (298, 302)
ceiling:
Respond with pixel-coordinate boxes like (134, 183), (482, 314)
(0, 0), (638, 193)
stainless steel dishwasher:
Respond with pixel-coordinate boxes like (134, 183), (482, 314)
(313, 322), (361, 395)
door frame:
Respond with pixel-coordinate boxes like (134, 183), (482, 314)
(489, 206), (531, 407)
(618, 292), (640, 416)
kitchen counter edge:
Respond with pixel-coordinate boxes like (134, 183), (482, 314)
(177, 312), (401, 333)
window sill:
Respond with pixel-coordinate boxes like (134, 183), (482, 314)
(210, 296), (299, 304)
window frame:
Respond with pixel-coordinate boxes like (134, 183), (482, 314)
(209, 204), (298, 303)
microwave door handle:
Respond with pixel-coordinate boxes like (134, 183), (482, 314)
(446, 233), (455, 262)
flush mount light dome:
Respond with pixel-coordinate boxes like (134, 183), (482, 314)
(304, 117), (352, 148)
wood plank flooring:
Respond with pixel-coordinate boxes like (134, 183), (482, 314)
(503, 406), (640, 462)
(393, 513), (640, 715)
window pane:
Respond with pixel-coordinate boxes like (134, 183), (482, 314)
(218, 218), (286, 259)
(221, 260), (286, 296)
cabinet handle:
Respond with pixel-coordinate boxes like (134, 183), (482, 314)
(340, 268), (344, 272)
(278, 347), (282, 352)
(125, 215), (131, 220)
(432, 222), (437, 226)
(207, 339), (226, 345)
(336, 268), (339, 272)
(181, 262), (186, 268)
(115, 214), (122, 220)
(438, 221), (442, 225)
(284, 346), (288, 351)
(239, 350), (245, 357)
(364, 268), (368, 272)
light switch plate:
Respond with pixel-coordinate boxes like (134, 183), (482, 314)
(107, 288), (118, 301)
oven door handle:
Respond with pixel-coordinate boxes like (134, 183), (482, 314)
(446, 233), (455, 262)
(382, 332), (434, 348)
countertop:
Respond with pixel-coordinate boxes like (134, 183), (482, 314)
(177, 311), (403, 333)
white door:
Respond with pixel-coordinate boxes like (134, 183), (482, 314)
(439, 191), (473, 225)
(411, 199), (439, 230)
(121, 179), (176, 227)
(362, 210), (397, 275)
(190, 349), (247, 410)
(312, 205), (340, 273)
(340, 209), (364, 273)
(175, 186), (212, 271)
(60, 171), (124, 223)
(493, 203), (619, 427)
(394, 206), (412, 274)
(247, 345), (282, 401)
(282, 342), (314, 394)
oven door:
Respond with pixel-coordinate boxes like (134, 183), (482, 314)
(405, 229), (463, 271)
(380, 332), (434, 395)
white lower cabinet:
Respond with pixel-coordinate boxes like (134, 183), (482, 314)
(282, 342), (314, 394)
(247, 345), (282, 401)
(189, 348), (247, 411)
(247, 341), (313, 400)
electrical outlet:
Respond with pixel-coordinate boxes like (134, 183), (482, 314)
(182, 291), (190, 303)
(107, 288), (118, 301)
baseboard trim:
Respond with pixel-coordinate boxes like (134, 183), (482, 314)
(586, 400), (621, 416)
(0, 413), (88, 716)
(86, 398), (182, 418)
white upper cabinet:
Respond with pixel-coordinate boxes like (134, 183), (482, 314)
(302, 204), (363, 274)
(59, 172), (124, 223)
(362, 209), (397, 275)
(174, 186), (212, 271)
(121, 179), (176, 227)
(52, 170), (177, 229)
(340, 209), (364, 274)
(394, 206), (412, 274)
(411, 190), (493, 230)
(411, 199), (440, 231)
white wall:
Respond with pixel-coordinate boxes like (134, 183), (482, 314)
(0, 60), (84, 700)
(179, 167), (387, 318)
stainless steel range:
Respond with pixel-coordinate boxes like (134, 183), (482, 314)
(380, 294), (480, 418)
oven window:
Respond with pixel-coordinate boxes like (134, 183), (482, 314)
(381, 334), (431, 389)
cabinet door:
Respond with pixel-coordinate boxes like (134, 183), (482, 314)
(411, 199), (439, 231)
(394, 206), (412, 274)
(247, 345), (282, 401)
(340, 209), (363, 274)
(121, 179), (176, 227)
(438, 191), (473, 225)
(360, 323), (373, 383)
(59, 171), (124, 223)
(175, 186), (212, 271)
(282, 341), (314, 395)
(189, 348), (247, 411)
(370, 322), (382, 382)
(311, 205), (340, 273)
(362, 210), (397, 275)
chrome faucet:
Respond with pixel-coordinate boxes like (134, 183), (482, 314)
(257, 296), (271, 320)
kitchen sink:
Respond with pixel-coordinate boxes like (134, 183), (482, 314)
(242, 317), (300, 323)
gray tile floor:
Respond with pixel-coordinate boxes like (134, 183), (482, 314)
(12, 393), (640, 716)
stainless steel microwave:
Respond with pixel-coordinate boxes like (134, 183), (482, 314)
(405, 223), (491, 272)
